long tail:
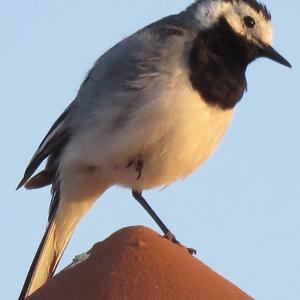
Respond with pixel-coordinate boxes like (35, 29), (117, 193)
(18, 197), (95, 299)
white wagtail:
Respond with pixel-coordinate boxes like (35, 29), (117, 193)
(18, 0), (291, 298)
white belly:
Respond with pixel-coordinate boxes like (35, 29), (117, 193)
(114, 83), (234, 191)
(61, 74), (234, 193)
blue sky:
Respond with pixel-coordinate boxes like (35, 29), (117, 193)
(1, 1), (299, 299)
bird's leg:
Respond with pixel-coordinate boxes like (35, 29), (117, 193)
(132, 191), (196, 255)
(132, 190), (171, 236)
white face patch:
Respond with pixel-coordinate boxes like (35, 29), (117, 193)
(194, 0), (273, 46)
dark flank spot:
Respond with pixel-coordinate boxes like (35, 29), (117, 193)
(126, 159), (144, 180)
(189, 17), (259, 110)
(126, 161), (134, 168)
(82, 165), (98, 173)
(136, 160), (144, 180)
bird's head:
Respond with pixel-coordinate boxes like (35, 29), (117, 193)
(191, 0), (291, 68)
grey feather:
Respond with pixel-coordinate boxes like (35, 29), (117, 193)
(17, 11), (200, 195)
(17, 102), (74, 190)
(69, 14), (197, 135)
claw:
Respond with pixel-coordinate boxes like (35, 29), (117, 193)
(187, 247), (197, 255)
(163, 231), (196, 255)
(164, 231), (178, 243)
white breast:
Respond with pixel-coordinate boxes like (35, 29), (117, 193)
(114, 75), (234, 191)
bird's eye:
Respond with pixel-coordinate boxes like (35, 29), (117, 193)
(243, 16), (255, 28)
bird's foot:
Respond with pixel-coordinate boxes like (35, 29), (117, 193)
(163, 231), (196, 255)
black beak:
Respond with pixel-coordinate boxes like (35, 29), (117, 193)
(259, 44), (292, 68)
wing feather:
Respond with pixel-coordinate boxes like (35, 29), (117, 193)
(17, 102), (73, 189)
(18, 15), (192, 191)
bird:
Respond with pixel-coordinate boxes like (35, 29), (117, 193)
(18, 0), (291, 298)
